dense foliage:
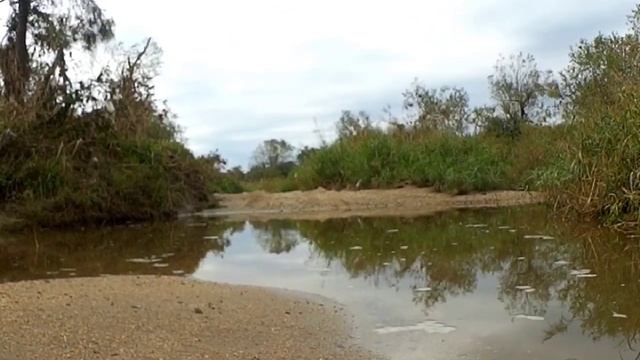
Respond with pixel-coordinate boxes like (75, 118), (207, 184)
(0, 1), (232, 226)
(4, 1), (640, 231)
(550, 6), (640, 227)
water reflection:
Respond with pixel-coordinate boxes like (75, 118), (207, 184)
(253, 220), (300, 254)
(205, 207), (640, 359)
(291, 210), (640, 350)
(0, 221), (237, 282)
(1, 206), (639, 359)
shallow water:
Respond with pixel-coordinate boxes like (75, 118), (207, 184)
(1, 206), (640, 359)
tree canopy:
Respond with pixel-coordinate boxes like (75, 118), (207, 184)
(336, 110), (374, 139)
(403, 83), (471, 136)
(488, 52), (558, 136)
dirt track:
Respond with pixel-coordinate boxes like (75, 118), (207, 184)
(204, 187), (545, 220)
(0, 276), (377, 360)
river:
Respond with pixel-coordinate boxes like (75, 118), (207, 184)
(1, 205), (638, 359)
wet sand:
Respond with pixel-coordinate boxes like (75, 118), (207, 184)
(0, 276), (378, 359)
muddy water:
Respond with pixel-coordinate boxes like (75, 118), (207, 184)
(1, 206), (639, 359)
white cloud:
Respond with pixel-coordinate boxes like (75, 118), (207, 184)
(98, 0), (636, 167)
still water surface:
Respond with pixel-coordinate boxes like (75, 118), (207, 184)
(1, 206), (639, 359)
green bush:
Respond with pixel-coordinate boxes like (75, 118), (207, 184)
(210, 176), (245, 194)
(548, 6), (640, 227)
(293, 131), (513, 194)
(0, 112), (212, 227)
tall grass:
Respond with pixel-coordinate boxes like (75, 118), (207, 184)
(545, 8), (640, 228)
(0, 108), (214, 226)
(293, 126), (563, 194)
(0, 38), (224, 227)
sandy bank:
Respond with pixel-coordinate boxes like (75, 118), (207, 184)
(203, 187), (544, 220)
(0, 276), (378, 359)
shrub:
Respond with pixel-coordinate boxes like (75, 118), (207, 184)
(0, 112), (212, 226)
(553, 6), (640, 227)
(293, 131), (512, 194)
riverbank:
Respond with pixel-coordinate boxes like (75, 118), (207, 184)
(0, 276), (377, 360)
(202, 187), (545, 220)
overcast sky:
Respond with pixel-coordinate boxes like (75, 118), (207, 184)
(100, 0), (635, 168)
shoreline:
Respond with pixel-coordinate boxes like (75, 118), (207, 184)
(1, 188), (545, 231)
(201, 187), (545, 220)
(0, 276), (379, 360)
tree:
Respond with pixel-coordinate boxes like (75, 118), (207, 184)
(0, 0), (114, 104)
(561, 8), (640, 124)
(198, 151), (227, 172)
(296, 145), (318, 164)
(227, 166), (245, 180)
(488, 52), (557, 137)
(336, 110), (373, 139)
(252, 139), (294, 169)
(403, 82), (470, 135)
(470, 105), (501, 135)
(557, 4), (640, 225)
(106, 38), (167, 139)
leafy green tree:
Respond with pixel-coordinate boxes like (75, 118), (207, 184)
(488, 52), (558, 137)
(336, 110), (373, 140)
(557, 4), (640, 225)
(403, 82), (470, 135)
(252, 139), (294, 169)
(199, 151), (227, 171)
(296, 145), (318, 164)
(470, 105), (501, 135)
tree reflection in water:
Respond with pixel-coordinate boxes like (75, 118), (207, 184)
(248, 206), (640, 350)
(252, 220), (301, 254)
(2, 206), (639, 352)
(0, 219), (240, 282)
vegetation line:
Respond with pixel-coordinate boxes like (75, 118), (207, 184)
(2, 1), (640, 232)
(233, 5), (640, 231)
(0, 0), (234, 227)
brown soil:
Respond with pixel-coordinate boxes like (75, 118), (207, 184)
(203, 187), (545, 220)
(0, 276), (378, 360)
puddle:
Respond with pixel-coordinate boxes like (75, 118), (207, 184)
(1, 206), (639, 360)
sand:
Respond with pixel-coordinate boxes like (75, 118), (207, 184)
(203, 187), (544, 220)
(0, 276), (378, 360)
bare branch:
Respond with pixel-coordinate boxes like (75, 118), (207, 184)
(125, 37), (153, 79)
